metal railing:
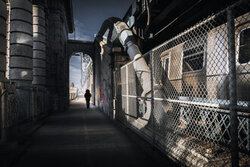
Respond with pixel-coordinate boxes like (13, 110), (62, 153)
(114, 1), (250, 166)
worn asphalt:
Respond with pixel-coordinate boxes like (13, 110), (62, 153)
(11, 97), (177, 167)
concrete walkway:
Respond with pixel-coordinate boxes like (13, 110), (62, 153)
(11, 97), (176, 167)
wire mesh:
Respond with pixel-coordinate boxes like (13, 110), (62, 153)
(119, 53), (152, 130)
(115, 1), (250, 166)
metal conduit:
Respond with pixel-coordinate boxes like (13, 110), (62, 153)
(96, 18), (152, 128)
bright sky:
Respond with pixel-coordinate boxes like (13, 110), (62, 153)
(69, 0), (133, 88)
(69, 0), (133, 41)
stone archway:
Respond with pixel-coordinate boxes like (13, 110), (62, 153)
(67, 40), (95, 104)
(67, 40), (94, 60)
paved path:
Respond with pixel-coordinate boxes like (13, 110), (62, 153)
(12, 97), (176, 167)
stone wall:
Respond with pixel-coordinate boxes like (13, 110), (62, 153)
(0, 0), (73, 142)
(0, 0), (6, 82)
(47, 0), (69, 112)
(0, 0), (7, 141)
(9, 0), (33, 85)
(32, 2), (46, 86)
(94, 42), (127, 118)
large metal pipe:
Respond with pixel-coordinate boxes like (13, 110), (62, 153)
(97, 18), (151, 96)
(114, 21), (151, 97)
(96, 18), (151, 128)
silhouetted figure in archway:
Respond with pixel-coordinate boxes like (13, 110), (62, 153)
(84, 89), (91, 109)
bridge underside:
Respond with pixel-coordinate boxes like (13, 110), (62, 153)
(0, 0), (249, 167)
(67, 40), (94, 59)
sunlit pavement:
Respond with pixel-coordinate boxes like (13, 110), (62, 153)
(11, 97), (176, 167)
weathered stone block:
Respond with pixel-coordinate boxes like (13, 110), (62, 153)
(10, 21), (33, 35)
(33, 25), (46, 35)
(32, 5), (45, 19)
(33, 68), (46, 76)
(9, 0), (33, 84)
(33, 34), (46, 42)
(10, 56), (32, 69)
(0, 0), (6, 20)
(11, 0), (32, 12)
(10, 44), (33, 57)
(0, 72), (4, 80)
(33, 50), (46, 59)
(10, 9), (32, 23)
(33, 76), (46, 85)
(33, 42), (46, 51)
(33, 59), (45, 68)
(0, 18), (6, 38)
(0, 36), (6, 53)
(33, 18), (46, 27)
(9, 68), (32, 81)
(0, 54), (6, 71)
(10, 33), (33, 47)
(0, 0), (6, 82)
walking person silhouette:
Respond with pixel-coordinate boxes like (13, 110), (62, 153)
(84, 89), (91, 109)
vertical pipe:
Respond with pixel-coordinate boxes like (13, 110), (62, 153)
(227, 7), (238, 167)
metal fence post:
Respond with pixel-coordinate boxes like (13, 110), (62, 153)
(227, 7), (239, 167)
(150, 51), (155, 146)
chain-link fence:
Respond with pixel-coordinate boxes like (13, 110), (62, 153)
(115, 1), (250, 166)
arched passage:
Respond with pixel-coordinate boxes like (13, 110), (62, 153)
(69, 53), (93, 101)
(67, 40), (94, 60)
(67, 40), (95, 104)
